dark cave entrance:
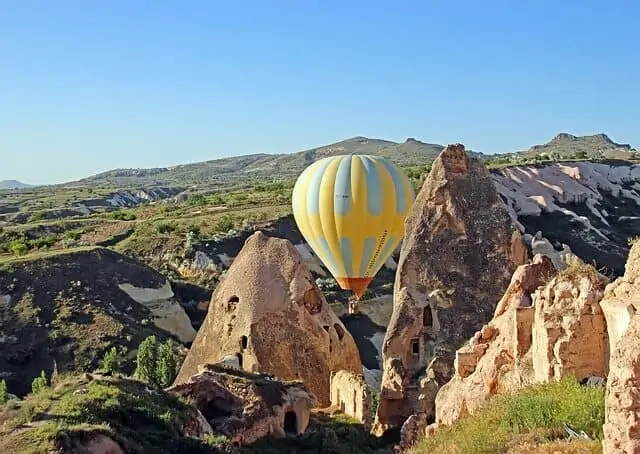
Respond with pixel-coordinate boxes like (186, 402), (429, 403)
(423, 306), (433, 327)
(202, 398), (233, 422)
(284, 411), (298, 435)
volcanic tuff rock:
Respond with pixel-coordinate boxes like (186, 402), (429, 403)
(0, 247), (194, 396)
(531, 263), (609, 383)
(174, 231), (362, 406)
(394, 256), (609, 448)
(492, 162), (640, 276)
(602, 240), (640, 453)
(434, 255), (555, 428)
(374, 144), (528, 434)
(600, 239), (640, 358)
(603, 311), (640, 454)
(169, 363), (317, 446)
(434, 255), (610, 429)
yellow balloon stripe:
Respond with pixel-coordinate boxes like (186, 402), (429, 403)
(292, 154), (415, 287)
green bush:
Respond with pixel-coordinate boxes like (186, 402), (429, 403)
(186, 224), (201, 236)
(29, 211), (47, 223)
(0, 379), (8, 405)
(102, 346), (124, 374)
(186, 194), (207, 207)
(134, 336), (159, 386)
(156, 340), (179, 388)
(8, 239), (29, 256)
(134, 336), (180, 388)
(110, 210), (137, 221)
(28, 234), (59, 249)
(156, 222), (176, 234)
(63, 229), (84, 241)
(215, 215), (234, 232)
(32, 370), (49, 394)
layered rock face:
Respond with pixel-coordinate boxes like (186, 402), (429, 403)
(174, 231), (362, 406)
(492, 161), (640, 276)
(602, 240), (640, 454)
(374, 144), (528, 434)
(601, 240), (640, 358)
(434, 258), (608, 429)
(434, 255), (555, 428)
(603, 311), (640, 454)
(330, 370), (373, 429)
(532, 263), (609, 383)
(169, 364), (317, 446)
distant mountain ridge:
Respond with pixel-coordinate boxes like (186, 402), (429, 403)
(62, 133), (638, 188)
(0, 180), (33, 190)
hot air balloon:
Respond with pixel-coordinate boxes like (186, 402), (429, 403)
(292, 154), (416, 300)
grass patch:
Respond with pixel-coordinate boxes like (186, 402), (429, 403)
(0, 374), (215, 453)
(410, 376), (605, 454)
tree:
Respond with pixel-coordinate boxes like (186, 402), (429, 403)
(157, 340), (179, 388)
(102, 346), (123, 374)
(135, 335), (160, 386)
(31, 370), (48, 394)
(0, 379), (8, 405)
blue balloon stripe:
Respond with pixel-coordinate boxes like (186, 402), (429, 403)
(307, 157), (335, 216)
(360, 156), (382, 216)
(334, 156), (352, 216)
(379, 158), (408, 214)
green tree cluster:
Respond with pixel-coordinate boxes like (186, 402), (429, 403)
(134, 336), (180, 388)
(0, 379), (8, 404)
(31, 370), (48, 394)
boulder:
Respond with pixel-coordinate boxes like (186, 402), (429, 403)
(168, 363), (317, 446)
(374, 144), (528, 434)
(174, 231), (362, 406)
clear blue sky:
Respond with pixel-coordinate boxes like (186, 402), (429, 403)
(1, 1), (638, 184)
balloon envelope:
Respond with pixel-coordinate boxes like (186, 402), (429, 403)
(292, 155), (416, 299)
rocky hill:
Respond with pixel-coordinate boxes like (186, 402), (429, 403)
(69, 136), (450, 188)
(521, 133), (637, 160)
(58, 132), (637, 190)
(0, 247), (198, 396)
(0, 180), (33, 190)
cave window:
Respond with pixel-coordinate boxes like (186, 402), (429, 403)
(323, 325), (330, 332)
(423, 306), (433, 328)
(226, 296), (240, 312)
(240, 335), (248, 350)
(236, 353), (243, 369)
(284, 411), (298, 435)
(334, 323), (345, 341)
(411, 339), (419, 356)
(353, 390), (357, 414)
